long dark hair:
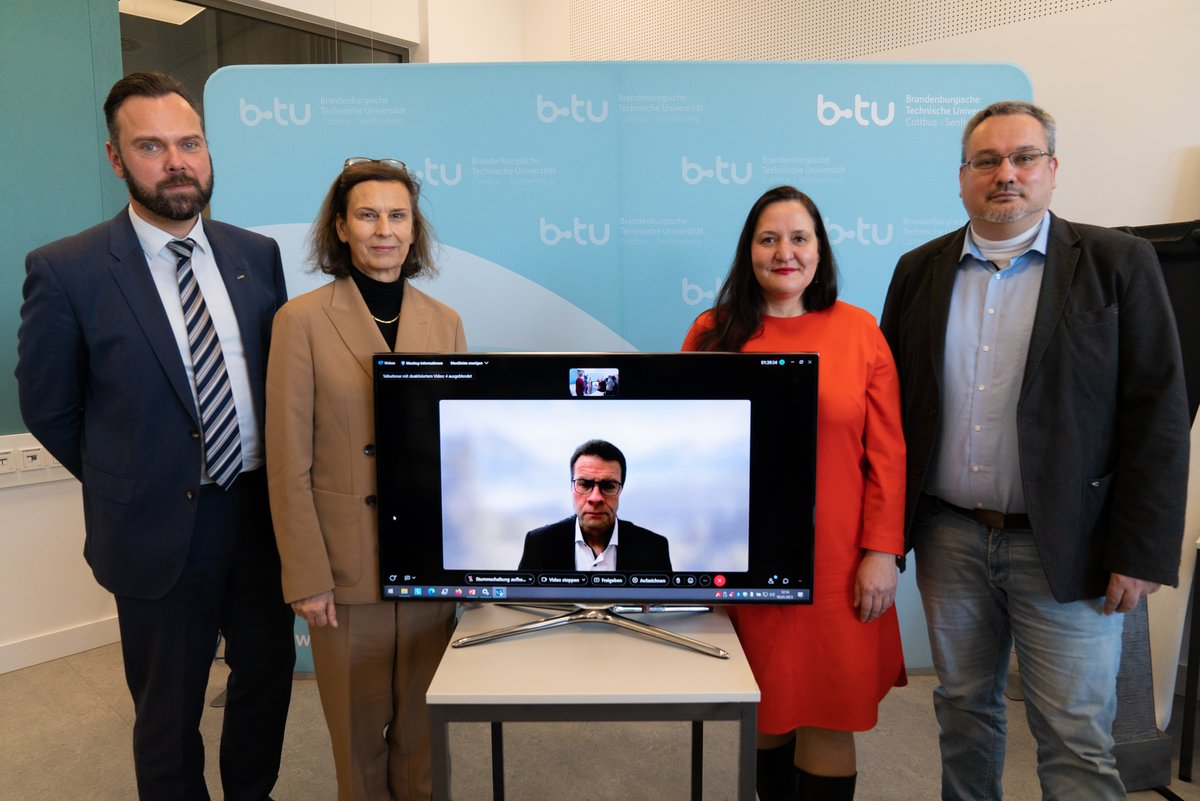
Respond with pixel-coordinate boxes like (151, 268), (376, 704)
(690, 186), (839, 352)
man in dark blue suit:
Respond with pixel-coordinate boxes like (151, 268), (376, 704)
(16, 72), (294, 801)
(518, 439), (672, 571)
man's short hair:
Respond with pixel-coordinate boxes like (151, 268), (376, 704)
(961, 100), (1057, 161)
(570, 439), (627, 483)
(104, 72), (201, 146)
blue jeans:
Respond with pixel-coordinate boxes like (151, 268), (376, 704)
(913, 497), (1125, 801)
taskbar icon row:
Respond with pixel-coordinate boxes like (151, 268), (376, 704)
(381, 584), (809, 602)
(712, 589), (809, 601)
(385, 585), (506, 599)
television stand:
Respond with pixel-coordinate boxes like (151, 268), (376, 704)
(450, 603), (730, 659)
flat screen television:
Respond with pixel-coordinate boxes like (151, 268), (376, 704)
(373, 352), (818, 618)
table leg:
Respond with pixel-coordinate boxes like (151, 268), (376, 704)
(491, 721), (505, 800)
(430, 707), (451, 801)
(738, 705), (757, 801)
(691, 721), (703, 801)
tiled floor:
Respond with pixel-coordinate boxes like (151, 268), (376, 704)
(1, 640), (1198, 800)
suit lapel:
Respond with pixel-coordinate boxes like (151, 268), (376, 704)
(324, 277), (389, 379)
(323, 278), (442, 379)
(1022, 214), (1077, 394)
(396, 284), (436, 351)
(927, 228), (967, 391)
(205, 220), (266, 410)
(562, 519), (578, 566)
(106, 210), (199, 424)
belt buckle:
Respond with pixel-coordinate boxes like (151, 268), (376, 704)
(972, 508), (1006, 529)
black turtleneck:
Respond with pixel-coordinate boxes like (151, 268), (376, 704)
(348, 267), (404, 350)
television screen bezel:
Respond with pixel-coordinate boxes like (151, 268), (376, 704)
(373, 351), (817, 606)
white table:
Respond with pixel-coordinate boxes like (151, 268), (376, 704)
(427, 604), (760, 800)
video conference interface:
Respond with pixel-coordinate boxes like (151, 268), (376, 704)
(373, 352), (818, 605)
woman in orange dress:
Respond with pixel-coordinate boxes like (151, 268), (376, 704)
(682, 186), (906, 801)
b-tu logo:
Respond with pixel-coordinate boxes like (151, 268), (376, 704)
(239, 97), (311, 127)
(681, 156), (752, 185)
(536, 94), (609, 123)
(682, 277), (719, 306)
(827, 218), (894, 246)
(539, 217), (611, 246)
(413, 157), (462, 186)
(815, 94), (895, 127)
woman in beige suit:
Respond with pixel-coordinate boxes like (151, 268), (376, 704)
(266, 158), (466, 801)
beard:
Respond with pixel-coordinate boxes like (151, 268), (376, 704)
(977, 202), (1041, 226)
(122, 158), (214, 221)
(971, 183), (1046, 227)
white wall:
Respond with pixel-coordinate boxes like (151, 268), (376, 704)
(422, 0), (523, 62)
(0, 435), (118, 674)
(521, 0), (570, 61)
(415, 0), (568, 63)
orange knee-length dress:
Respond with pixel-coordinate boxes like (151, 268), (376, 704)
(684, 301), (907, 733)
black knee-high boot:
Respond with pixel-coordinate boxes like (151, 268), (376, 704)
(795, 768), (856, 801)
(755, 739), (798, 801)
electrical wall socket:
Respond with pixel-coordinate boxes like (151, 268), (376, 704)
(0, 434), (73, 489)
(20, 447), (46, 470)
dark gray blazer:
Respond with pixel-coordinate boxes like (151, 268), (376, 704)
(518, 516), (673, 571)
(16, 208), (288, 599)
(880, 213), (1189, 602)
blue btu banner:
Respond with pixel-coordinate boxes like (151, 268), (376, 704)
(205, 62), (1029, 352)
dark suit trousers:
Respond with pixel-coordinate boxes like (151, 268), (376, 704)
(114, 469), (296, 801)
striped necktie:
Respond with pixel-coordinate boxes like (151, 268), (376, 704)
(167, 238), (243, 490)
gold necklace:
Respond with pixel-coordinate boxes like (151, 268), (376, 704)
(372, 312), (400, 324)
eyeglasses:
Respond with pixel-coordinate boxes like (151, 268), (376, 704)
(343, 157), (407, 171)
(961, 149), (1052, 172)
(572, 478), (623, 496)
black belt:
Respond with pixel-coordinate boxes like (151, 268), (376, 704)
(937, 497), (1031, 530)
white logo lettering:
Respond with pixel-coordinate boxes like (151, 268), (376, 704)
(539, 217), (611, 246)
(816, 94), (895, 127)
(536, 94), (609, 123)
(826, 218), (894, 246)
(681, 156), (753, 185)
(414, 157), (462, 186)
(682, 277), (720, 306)
(239, 97), (311, 127)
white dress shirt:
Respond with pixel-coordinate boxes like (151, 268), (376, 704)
(574, 517), (621, 571)
(128, 206), (263, 481)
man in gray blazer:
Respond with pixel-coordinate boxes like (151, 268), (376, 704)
(16, 72), (294, 801)
(880, 100), (1189, 801)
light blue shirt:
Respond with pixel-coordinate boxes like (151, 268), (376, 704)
(128, 206), (263, 481)
(927, 212), (1051, 514)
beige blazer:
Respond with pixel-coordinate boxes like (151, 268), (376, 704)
(266, 276), (466, 604)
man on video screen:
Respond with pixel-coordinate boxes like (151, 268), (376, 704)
(518, 439), (672, 571)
